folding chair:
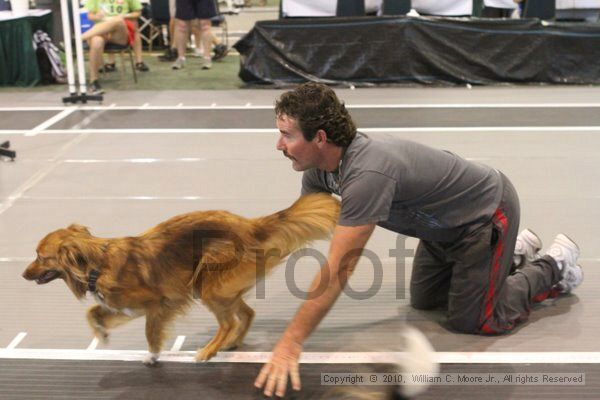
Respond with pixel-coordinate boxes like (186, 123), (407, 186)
(101, 42), (138, 83)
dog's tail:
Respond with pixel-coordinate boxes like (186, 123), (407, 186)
(252, 193), (340, 266)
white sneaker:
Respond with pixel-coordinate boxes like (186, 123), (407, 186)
(172, 57), (185, 70)
(513, 229), (542, 267)
(200, 57), (212, 70)
(557, 264), (583, 293)
(546, 234), (580, 272)
(192, 48), (203, 58)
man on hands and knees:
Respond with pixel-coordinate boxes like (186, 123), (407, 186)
(255, 83), (583, 397)
(82, 0), (143, 95)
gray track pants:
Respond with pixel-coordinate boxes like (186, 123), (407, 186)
(409, 173), (562, 334)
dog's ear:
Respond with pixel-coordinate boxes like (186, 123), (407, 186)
(57, 240), (101, 299)
(67, 224), (91, 236)
(58, 240), (87, 272)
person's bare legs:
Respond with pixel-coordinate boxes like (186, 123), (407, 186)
(85, 17), (129, 83)
(82, 16), (129, 44)
(199, 19), (212, 67)
(169, 18), (175, 46)
(174, 17), (191, 59)
(131, 20), (144, 64)
(192, 22), (202, 54)
(88, 35), (106, 82)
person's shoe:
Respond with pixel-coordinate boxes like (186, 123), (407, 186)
(98, 63), (116, 73)
(135, 62), (149, 72)
(212, 44), (229, 61)
(513, 229), (542, 268)
(158, 48), (177, 62)
(192, 48), (204, 58)
(200, 57), (212, 70)
(90, 80), (104, 95)
(172, 57), (185, 70)
(546, 234), (580, 271)
(557, 264), (583, 294)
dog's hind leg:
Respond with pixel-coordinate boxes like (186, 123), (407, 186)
(87, 305), (138, 343)
(196, 299), (239, 361)
(222, 298), (255, 350)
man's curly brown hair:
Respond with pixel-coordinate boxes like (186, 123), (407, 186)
(275, 83), (356, 147)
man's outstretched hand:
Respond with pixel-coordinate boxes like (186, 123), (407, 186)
(254, 335), (303, 397)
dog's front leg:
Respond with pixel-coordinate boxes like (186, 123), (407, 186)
(87, 305), (139, 344)
(87, 305), (110, 343)
(144, 308), (169, 366)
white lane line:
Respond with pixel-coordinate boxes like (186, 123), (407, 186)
(176, 103), (183, 107)
(21, 195), (208, 201)
(2, 126), (600, 136)
(0, 257), (35, 262)
(25, 108), (77, 137)
(0, 349), (599, 364)
(62, 157), (208, 163)
(86, 338), (99, 351)
(170, 336), (186, 352)
(361, 127), (600, 133)
(4, 103), (600, 111)
(0, 107), (67, 111)
(5, 333), (27, 349)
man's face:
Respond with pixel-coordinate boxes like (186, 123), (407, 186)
(276, 114), (319, 171)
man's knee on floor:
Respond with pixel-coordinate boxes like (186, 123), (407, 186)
(410, 295), (446, 311)
(444, 317), (481, 334)
(446, 316), (514, 335)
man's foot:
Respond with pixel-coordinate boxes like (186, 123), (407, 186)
(212, 44), (229, 61)
(98, 63), (116, 73)
(200, 57), (212, 70)
(546, 234), (582, 293)
(557, 264), (583, 294)
(90, 80), (104, 95)
(513, 229), (542, 268)
(172, 57), (185, 70)
(546, 234), (580, 271)
(135, 62), (149, 72)
(158, 48), (177, 62)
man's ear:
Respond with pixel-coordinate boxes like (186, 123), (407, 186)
(315, 129), (328, 146)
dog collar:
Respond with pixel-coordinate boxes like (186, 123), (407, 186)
(88, 269), (100, 293)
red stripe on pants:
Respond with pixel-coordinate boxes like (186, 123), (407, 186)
(481, 208), (509, 334)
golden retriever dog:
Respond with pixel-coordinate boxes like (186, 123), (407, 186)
(22, 194), (339, 364)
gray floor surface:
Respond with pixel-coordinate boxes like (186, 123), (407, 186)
(0, 86), (599, 399)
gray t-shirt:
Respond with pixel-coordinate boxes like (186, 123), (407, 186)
(301, 132), (504, 242)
